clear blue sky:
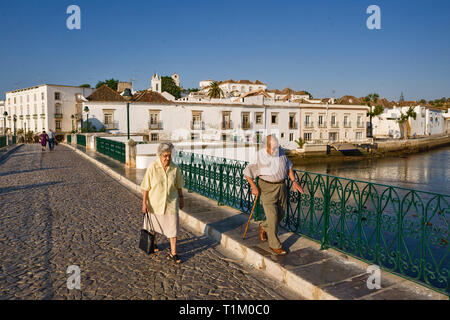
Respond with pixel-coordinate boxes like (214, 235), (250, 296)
(0, 0), (449, 101)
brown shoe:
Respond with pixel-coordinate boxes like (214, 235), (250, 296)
(259, 224), (267, 242)
(270, 247), (287, 255)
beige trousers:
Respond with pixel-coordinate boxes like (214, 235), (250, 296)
(259, 179), (288, 249)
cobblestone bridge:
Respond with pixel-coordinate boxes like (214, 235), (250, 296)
(0, 144), (300, 300)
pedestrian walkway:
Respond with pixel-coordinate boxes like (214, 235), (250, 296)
(0, 144), (302, 300)
(66, 143), (448, 300)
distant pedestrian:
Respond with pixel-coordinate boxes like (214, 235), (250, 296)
(40, 131), (48, 151)
(140, 142), (185, 264)
(243, 134), (304, 255)
(48, 129), (56, 151)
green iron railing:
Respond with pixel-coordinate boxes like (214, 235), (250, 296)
(173, 150), (449, 295)
(0, 135), (6, 148)
(67, 134), (72, 144)
(76, 134), (86, 146)
(12, 135), (17, 144)
(96, 137), (125, 163)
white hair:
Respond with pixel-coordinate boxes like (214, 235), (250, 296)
(157, 142), (174, 156)
(262, 134), (279, 149)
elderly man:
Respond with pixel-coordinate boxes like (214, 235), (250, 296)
(243, 134), (303, 255)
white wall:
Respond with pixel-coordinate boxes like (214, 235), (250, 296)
(103, 135), (145, 143)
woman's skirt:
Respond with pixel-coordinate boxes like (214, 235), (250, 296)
(143, 212), (180, 239)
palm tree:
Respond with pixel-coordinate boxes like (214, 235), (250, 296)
(364, 93), (384, 137)
(207, 81), (224, 99)
(397, 106), (417, 139)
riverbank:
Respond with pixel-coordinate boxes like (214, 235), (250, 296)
(288, 134), (450, 166)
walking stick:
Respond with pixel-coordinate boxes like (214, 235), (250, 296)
(242, 194), (259, 240)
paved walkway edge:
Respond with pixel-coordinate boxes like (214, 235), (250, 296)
(62, 143), (448, 300)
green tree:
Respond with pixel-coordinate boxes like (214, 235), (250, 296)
(95, 78), (119, 90)
(161, 76), (181, 99)
(364, 93), (384, 137)
(79, 84), (91, 88)
(295, 138), (305, 149)
(397, 106), (417, 139)
(207, 81), (224, 99)
(303, 91), (313, 99)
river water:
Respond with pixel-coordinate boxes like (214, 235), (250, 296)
(293, 145), (450, 195)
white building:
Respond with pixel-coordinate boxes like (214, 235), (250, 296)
(443, 108), (450, 134)
(372, 104), (445, 138)
(81, 85), (369, 149)
(0, 100), (5, 133)
(195, 79), (313, 104)
(298, 103), (368, 143)
(4, 84), (95, 136)
(199, 79), (267, 97)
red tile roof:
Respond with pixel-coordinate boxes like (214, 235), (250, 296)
(133, 91), (170, 103)
(87, 86), (170, 103)
(87, 85), (125, 102)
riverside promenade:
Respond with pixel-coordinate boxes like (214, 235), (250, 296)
(0, 143), (447, 300)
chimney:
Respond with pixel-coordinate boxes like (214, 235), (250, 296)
(117, 81), (133, 93)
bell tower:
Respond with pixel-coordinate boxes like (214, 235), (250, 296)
(150, 74), (161, 93)
(171, 73), (180, 87)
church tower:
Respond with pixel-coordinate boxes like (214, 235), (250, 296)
(171, 73), (180, 87)
(150, 74), (162, 93)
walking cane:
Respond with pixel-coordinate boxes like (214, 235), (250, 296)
(242, 194), (259, 240)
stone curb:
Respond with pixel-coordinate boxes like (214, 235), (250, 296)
(0, 144), (24, 163)
(61, 143), (449, 300)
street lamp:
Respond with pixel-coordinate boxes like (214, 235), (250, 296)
(84, 106), (90, 132)
(71, 114), (75, 132)
(123, 88), (133, 140)
(13, 115), (17, 136)
(2, 111), (7, 135)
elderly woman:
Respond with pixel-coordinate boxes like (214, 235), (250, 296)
(140, 142), (185, 263)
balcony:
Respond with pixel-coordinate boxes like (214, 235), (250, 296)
(33, 114), (38, 120)
(241, 122), (251, 130)
(318, 121), (327, 128)
(19, 115), (24, 120)
(343, 121), (351, 128)
(191, 121), (205, 130)
(330, 121), (339, 128)
(25, 115), (30, 120)
(40, 114), (46, 119)
(104, 122), (118, 130)
(148, 121), (163, 130)
(221, 120), (233, 130)
(54, 113), (63, 119)
(304, 121), (314, 128)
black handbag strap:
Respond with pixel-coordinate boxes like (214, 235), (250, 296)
(144, 212), (155, 232)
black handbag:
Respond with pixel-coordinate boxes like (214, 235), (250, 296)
(139, 213), (155, 254)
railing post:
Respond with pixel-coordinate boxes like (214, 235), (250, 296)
(126, 139), (136, 168)
(320, 175), (331, 250)
(374, 184), (382, 265)
(218, 161), (224, 206)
